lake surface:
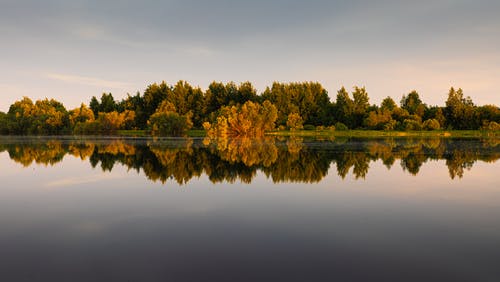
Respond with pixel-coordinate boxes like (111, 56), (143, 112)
(1, 136), (500, 281)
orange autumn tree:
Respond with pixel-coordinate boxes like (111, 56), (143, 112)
(7, 97), (69, 134)
(204, 100), (277, 137)
(97, 110), (135, 134)
(286, 113), (304, 131)
(69, 104), (95, 127)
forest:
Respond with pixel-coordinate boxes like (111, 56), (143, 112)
(0, 80), (499, 136)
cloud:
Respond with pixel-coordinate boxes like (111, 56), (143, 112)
(46, 73), (131, 89)
(72, 25), (106, 40)
(183, 46), (215, 57)
(68, 24), (153, 49)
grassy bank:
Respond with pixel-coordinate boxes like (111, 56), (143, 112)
(267, 130), (500, 138)
(116, 129), (207, 138)
(112, 129), (500, 138)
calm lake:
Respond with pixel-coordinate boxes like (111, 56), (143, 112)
(1, 136), (499, 281)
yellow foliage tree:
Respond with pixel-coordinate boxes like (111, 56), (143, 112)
(148, 101), (193, 136)
(8, 97), (68, 134)
(207, 100), (277, 137)
(96, 111), (135, 133)
(365, 109), (395, 130)
(69, 104), (95, 126)
(286, 113), (304, 131)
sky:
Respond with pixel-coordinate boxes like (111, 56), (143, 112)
(1, 0), (499, 111)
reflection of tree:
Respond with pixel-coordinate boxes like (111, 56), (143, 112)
(400, 152), (427, 175)
(68, 143), (95, 160)
(7, 141), (66, 167)
(206, 137), (278, 167)
(335, 151), (370, 179)
(446, 150), (475, 179)
(264, 146), (332, 183)
(367, 140), (395, 169)
(1, 137), (499, 184)
(442, 139), (499, 179)
(89, 141), (137, 172)
(286, 136), (303, 157)
(146, 139), (203, 184)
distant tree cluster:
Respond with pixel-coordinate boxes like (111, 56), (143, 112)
(1, 81), (499, 136)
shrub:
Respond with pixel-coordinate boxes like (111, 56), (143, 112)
(0, 112), (9, 134)
(403, 119), (423, 131)
(423, 119), (441, 130)
(383, 120), (397, 131)
(335, 122), (348, 131)
(149, 112), (191, 136)
(286, 113), (303, 131)
(303, 124), (315, 131)
(482, 121), (500, 131)
(72, 120), (102, 135)
(364, 110), (394, 130)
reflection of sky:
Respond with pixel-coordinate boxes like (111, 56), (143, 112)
(1, 151), (500, 206)
(1, 152), (500, 280)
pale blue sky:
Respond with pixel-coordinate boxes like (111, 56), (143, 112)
(1, 0), (499, 111)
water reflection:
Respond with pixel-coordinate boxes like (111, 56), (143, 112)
(1, 136), (499, 184)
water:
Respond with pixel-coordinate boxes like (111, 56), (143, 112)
(0, 136), (499, 281)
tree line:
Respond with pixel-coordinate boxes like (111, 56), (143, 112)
(0, 80), (499, 136)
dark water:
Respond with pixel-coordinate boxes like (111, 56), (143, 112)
(1, 136), (500, 281)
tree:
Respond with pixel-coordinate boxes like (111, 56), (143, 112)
(401, 90), (425, 117)
(0, 111), (10, 134)
(365, 110), (395, 130)
(149, 112), (192, 136)
(100, 93), (117, 113)
(89, 96), (100, 116)
(69, 104), (95, 127)
(143, 81), (171, 126)
(478, 105), (500, 124)
(170, 81), (204, 128)
(445, 87), (477, 129)
(7, 97), (69, 134)
(120, 92), (144, 129)
(301, 82), (331, 126)
(335, 87), (354, 128)
(261, 82), (288, 125)
(287, 113), (304, 131)
(204, 81), (229, 116)
(96, 111), (126, 134)
(169, 80), (191, 115)
(148, 100), (193, 136)
(352, 86), (370, 128)
(121, 110), (136, 130)
(261, 82), (331, 126)
(38, 99), (67, 134)
(381, 96), (397, 111)
(8, 97), (36, 134)
(206, 100), (277, 137)
(237, 81), (258, 104)
(189, 87), (204, 128)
